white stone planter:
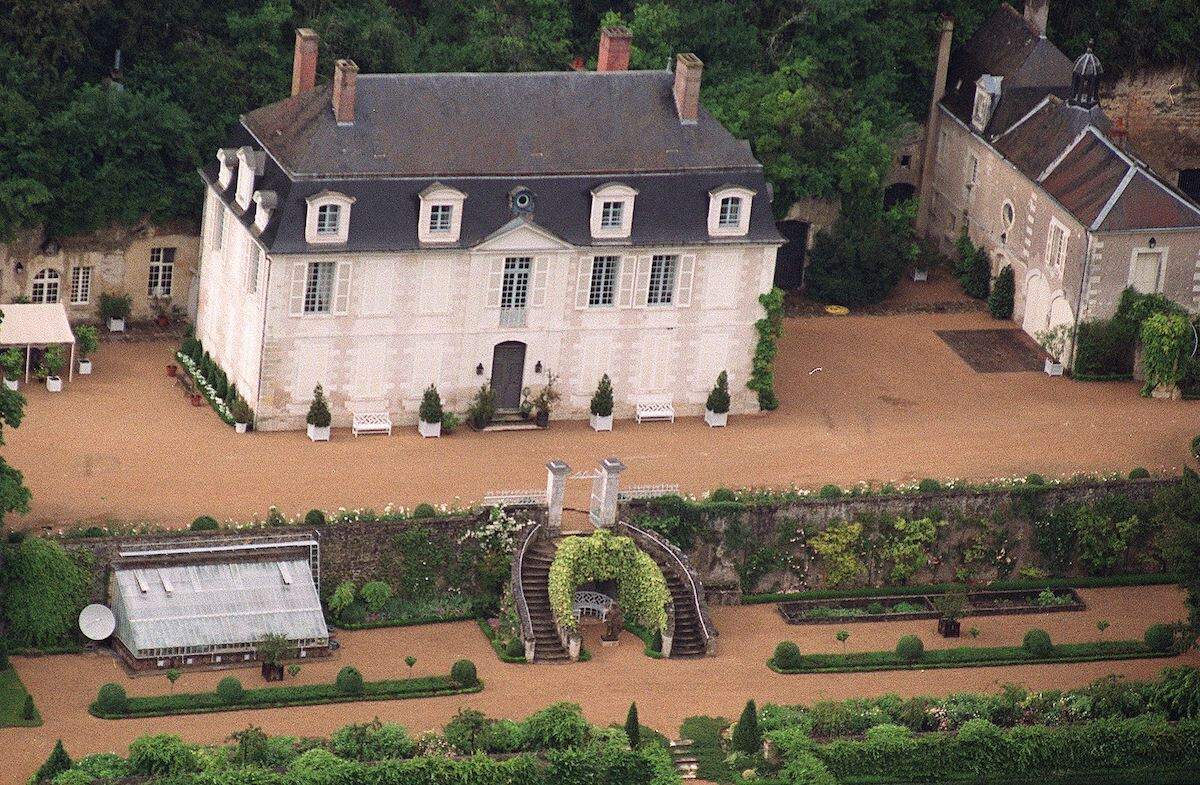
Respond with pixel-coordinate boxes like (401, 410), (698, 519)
(46, 375), (62, 393)
(108, 317), (126, 333)
(911, 268), (928, 282)
(1043, 358), (1063, 377)
(704, 409), (728, 427)
(3, 378), (16, 391)
(78, 358), (93, 375)
(235, 422), (248, 433)
(590, 413), (613, 432)
(307, 423), (330, 442)
(418, 419), (441, 438)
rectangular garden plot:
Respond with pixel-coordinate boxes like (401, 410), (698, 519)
(778, 588), (1085, 625)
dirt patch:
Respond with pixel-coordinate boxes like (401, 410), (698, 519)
(936, 329), (1045, 373)
(5, 585), (1195, 783)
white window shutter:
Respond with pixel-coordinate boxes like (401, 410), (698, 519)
(575, 256), (593, 309)
(677, 253), (696, 306)
(485, 258), (504, 308)
(618, 255), (636, 308)
(333, 261), (352, 315)
(289, 262), (307, 316)
(531, 256), (549, 307)
(634, 256), (651, 308)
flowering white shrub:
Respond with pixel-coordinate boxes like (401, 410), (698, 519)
(176, 351), (233, 421)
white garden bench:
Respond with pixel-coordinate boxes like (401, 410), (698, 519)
(635, 400), (675, 423)
(351, 411), (392, 436)
(572, 590), (615, 621)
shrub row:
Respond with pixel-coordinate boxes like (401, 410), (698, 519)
(91, 662), (480, 719)
(476, 618), (528, 664)
(769, 628), (1181, 674)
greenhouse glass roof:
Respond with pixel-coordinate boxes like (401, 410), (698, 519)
(112, 558), (328, 656)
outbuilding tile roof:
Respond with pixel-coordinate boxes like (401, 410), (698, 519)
(1040, 131), (1131, 227)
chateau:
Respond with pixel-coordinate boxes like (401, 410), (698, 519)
(918, 1), (1200, 357)
(195, 28), (781, 431)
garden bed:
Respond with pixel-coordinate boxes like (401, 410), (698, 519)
(767, 639), (1178, 674)
(0, 667), (41, 728)
(778, 588), (1084, 624)
(89, 673), (482, 719)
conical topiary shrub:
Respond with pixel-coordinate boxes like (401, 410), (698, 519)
(731, 699), (761, 754)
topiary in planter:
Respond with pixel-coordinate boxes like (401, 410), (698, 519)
(216, 676), (244, 703)
(1145, 623), (1176, 653)
(96, 683), (129, 715)
(705, 371), (731, 414)
(189, 516), (219, 531)
(419, 384), (444, 424)
(335, 666), (364, 695)
(773, 641), (803, 670)
(1023, 628), (1053, 657)
(896, 635), (924, 663)
(307, 385), (331, 428)
(231, 397), (252, 425)
(451, 659), (478, 687)
(590, 374), (614, 417)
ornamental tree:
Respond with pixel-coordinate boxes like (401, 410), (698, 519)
(590, 374), (613, 417)
(1140, 312), (1190, 394)
(306, 384), (331, 427)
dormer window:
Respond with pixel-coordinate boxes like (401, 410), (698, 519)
(590, 183), (637, 240)
(708, 185), (755, 237)
(305, 191), (355, 244)
(972, 75), (1002, 133)
(418, 183), (466, 244)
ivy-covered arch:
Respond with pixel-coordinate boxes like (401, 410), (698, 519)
(548, 530), (670, 633)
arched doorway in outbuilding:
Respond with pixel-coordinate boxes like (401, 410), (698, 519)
(883, 182), (917, 210)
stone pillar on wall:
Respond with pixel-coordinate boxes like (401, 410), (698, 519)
(545, 460), (570, 535)
(596, 457), (626, 528)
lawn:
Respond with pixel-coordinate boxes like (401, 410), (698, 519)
(0, 666), (42, 727)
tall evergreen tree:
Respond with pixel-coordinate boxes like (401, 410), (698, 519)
(34, 740), (71, 783)
(625, 702), (640, 748)
(731, 699), (761, 754)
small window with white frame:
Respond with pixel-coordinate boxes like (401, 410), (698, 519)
(588, 255), (620, 307)
(148, 247), (175, 297)
(31, 268), (60, 303)
(303, 261), (335, 313)
(428, 204), (453, 233)
(647, 254), (678, 306)
(707, 185), (754, 236)
(590, 183), (637, 239)
(418, 183), (467, 244)
(316, 204), (341, 235)
(70, 265), (92, 305)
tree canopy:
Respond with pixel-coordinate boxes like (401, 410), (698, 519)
(0, 0), (1195, 242)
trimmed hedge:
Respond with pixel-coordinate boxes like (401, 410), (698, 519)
(476, 618), (528, 664)
(743, 573), (1180, 605)
(89, 673), (482, 719)
(768, 639), (1179, 674)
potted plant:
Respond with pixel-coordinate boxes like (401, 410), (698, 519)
(41, 345), (65, 392)
(306, 384), (331, 441)
(418, 384), (443, 438)
(1035, 324), (1071, 376)
(532, 371), (559, 428)
(932, 585), (968, 638)
(100, 292), (132, 333)
(590, 374), (614, 432)
(231, 397), (252, 433)
(74, 324), (98, 375)
(705, 370), (731, 427)
(150, 296), (172, 329)
(468, 383), (495, 430)
(257, 633), (289, 682)
(0, 348), (22, 390)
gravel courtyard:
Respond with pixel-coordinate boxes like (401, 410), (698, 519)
(7, 308), (1198, 529)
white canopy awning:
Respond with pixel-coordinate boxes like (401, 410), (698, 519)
(0, 303), (75, 346)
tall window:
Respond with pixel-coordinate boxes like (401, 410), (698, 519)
(70, 266), (92, 305)
(588, 256), (620, 307)
(303, 261), (335, 313)
(31, 268), (59, 303)
(600, 201), (624, 229)
(1046, 221), (1068, 272)
(500, 257), (531, 311)
(428, 204), (453, 233)
(316, 204), (341, 235)
(647, 254), (678, 306)
(718, 196), (742, 228)
(148, 247), (175, 296)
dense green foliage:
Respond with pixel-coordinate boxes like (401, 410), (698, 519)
(954, 229), (991, 300)
(706, 371), (731, 414)
(625, 702), (641, 748)
(1073, 288), (1191, 380)
(590, 374), (614, 417)
(732, 699), (762, 754)
(548, 530), (670, 633)
(0, 311), (29, 526)
(988, 264), (1014, 320)
(1155, 469), (1200, 637)
(1, 537), (90, 648)
(748, 288), (785, 410)
(1140, 312), (1190, 393)
(805, 201), (917, 306)
(417, 385), (443, 424)
(34, 740), (72, 783)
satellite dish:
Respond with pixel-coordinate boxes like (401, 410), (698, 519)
(79, 604), (116, 641)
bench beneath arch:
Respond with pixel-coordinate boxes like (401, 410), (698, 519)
(572, 590), (615, 621)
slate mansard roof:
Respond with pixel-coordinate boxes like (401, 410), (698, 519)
(209, 69), (781, 253)
(943, 4), (1200, 232)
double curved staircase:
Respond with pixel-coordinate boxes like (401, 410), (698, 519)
(512, 520), (716, 662)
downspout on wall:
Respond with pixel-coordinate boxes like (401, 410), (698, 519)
(1069, 233), (1093, 371)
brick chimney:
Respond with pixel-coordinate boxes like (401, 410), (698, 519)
(291, 28), (319, 96)
(598, 26), (632, 72)
(915, 15), (955, 237)
(332, 59), (358, 125)
(673, 53), (703, 124)
(1024, 0), (1048, 37)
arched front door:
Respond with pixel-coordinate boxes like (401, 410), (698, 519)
(490, 341), (526, 410)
